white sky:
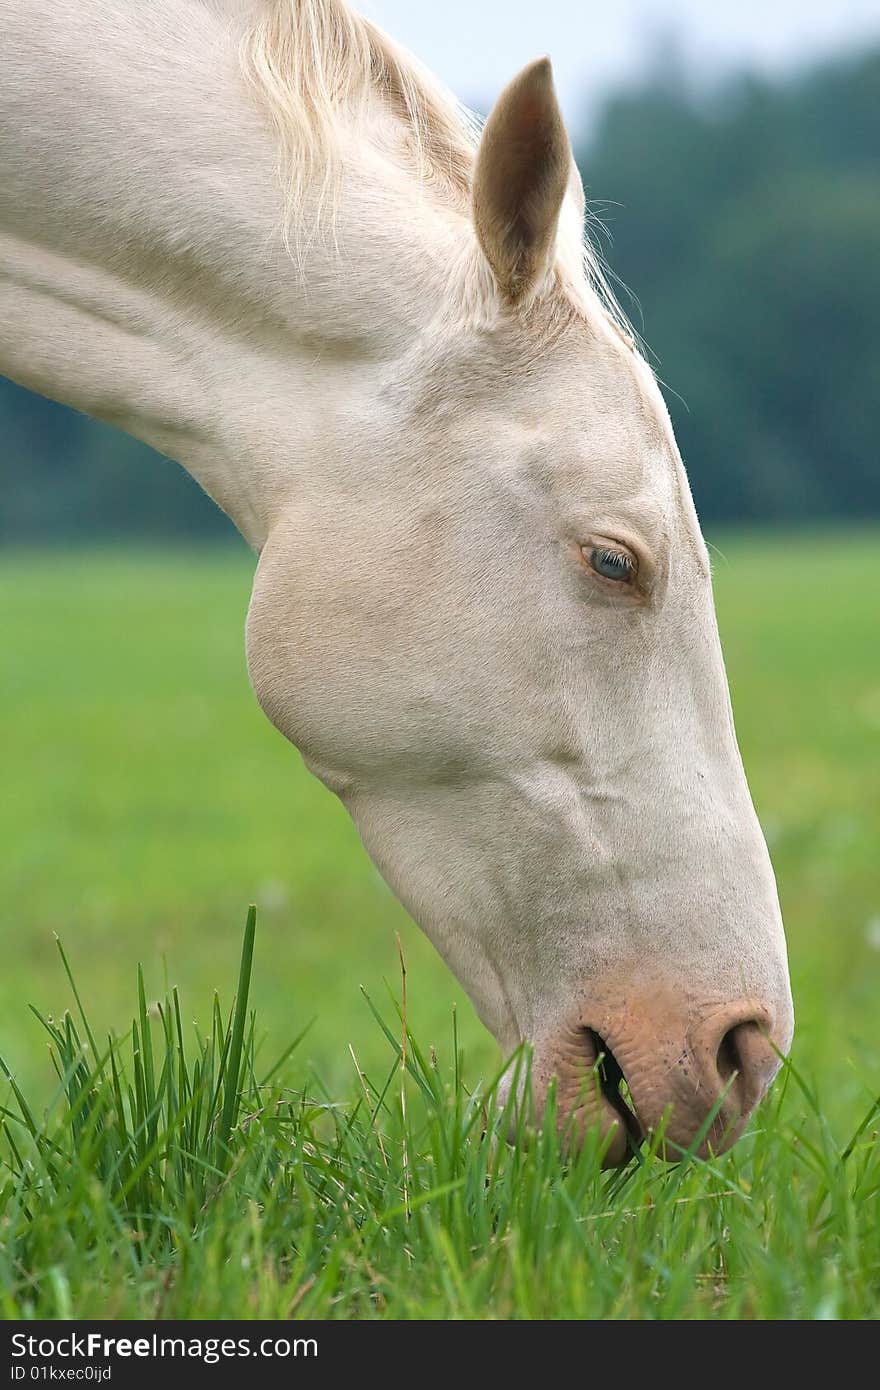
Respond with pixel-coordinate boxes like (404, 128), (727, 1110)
(361, 0), (880, 128)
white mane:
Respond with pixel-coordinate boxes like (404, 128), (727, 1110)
(239, 0), (633, 339)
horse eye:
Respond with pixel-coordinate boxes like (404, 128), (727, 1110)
(588, 546), (635, 582)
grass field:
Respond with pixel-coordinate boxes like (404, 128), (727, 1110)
(1, 531), (878, 1319)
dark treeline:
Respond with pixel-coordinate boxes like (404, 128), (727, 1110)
(2, 43), (877, 541)
(580, 44), (879, 524)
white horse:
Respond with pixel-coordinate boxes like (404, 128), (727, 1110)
(1, 0), (793, 1162)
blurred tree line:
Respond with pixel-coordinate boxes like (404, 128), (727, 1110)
(580, 43), (879, 524)
(1, 42), (877, 541)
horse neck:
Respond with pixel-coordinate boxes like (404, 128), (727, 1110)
(0, 0), (462, 546)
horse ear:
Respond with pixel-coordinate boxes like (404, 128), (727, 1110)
(472, 57), (572, 304)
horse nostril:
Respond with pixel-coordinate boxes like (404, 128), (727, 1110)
(716, 1025), (743, 1085)
(541, 999), (789, 1164)
(714, 1019), (774, 1115)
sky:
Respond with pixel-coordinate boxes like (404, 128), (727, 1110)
(362, 0), (880, 129)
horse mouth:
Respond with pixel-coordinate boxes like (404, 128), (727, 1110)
(583, 1028), (644, 1152)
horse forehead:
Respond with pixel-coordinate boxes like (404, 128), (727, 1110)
(560, 323), (675, 448)
(516, 336), (680, 497)
(485, 315), (677, 459)
(524, 326), (710, 563)
(400, 310), (688, 525)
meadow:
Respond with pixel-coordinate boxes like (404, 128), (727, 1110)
(1, 531), (878, 1319)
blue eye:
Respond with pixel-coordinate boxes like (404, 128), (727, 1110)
(589, 546), (634, 582)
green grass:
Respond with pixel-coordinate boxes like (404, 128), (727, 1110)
(1, 531), (879, 1318)
(2, 908), (877, 1319)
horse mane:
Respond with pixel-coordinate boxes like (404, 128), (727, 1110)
(239, 0), (634, 343)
